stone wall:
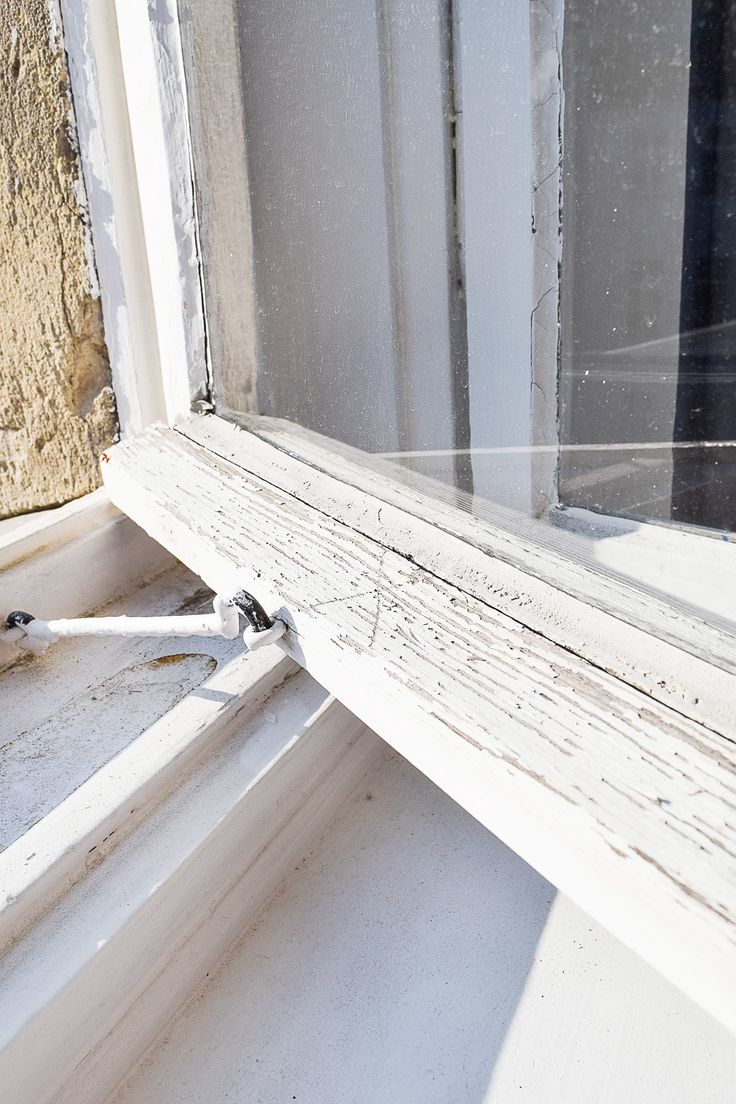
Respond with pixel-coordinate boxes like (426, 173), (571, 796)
(0, 0), (118, 518)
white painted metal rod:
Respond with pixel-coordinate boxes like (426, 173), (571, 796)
(37, 613), (236, 640)
(3, 593), (286, 656)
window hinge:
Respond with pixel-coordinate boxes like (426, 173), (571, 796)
(3, 591), (286, 657)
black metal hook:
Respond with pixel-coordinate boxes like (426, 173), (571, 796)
(230, 590), (275, 634)
(5, 610), (35, 630)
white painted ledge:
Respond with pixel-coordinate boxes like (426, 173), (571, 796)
(0, 487), (113, 566)
(101, 419), (736, 1034)
(110, 753), (736, 1104)
(0, 643), (297, 947)
(0, 662), (380, 1104)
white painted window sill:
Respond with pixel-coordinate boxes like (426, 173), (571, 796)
(99, 416), (736, 1037)
(1, 490), (735, 1104)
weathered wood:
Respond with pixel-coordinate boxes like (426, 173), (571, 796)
(113, 0), (206, 421)
(181, 412), (736, 734)
(104, 421), (736, 1033)
(176, 0), (260, 418)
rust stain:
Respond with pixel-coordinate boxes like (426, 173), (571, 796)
(145, 652), (217, 671)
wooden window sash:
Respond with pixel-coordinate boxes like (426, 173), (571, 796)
(102, 415), (736, 1035)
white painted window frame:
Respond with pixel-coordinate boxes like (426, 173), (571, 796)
(99, 0), (727, 604)
(69, 0), (736, 608)
(55, 0), (736, 1035)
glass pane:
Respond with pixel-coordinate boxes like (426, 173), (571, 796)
(219, 0), (467, 466)
(559, 0), (736, 530)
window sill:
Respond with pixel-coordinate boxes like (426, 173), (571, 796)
(102, 415), (736, 1035)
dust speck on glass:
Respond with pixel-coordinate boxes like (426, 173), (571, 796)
(194, 0), (735, 538)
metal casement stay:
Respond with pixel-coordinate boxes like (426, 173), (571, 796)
(3, 589), (286, 656)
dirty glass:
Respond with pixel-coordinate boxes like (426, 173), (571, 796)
(559, 0), (736, 531)
(190, 0), (736, 547)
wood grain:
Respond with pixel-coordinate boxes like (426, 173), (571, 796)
(182, 412), (736, 734)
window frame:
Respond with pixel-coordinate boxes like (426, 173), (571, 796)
(73, 0), (736, 1034)
(101, 0), (736, 642)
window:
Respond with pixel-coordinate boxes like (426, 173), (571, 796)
(180, 0), (736, 539)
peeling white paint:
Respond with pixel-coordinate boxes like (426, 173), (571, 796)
(60, 0), (161, 434)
